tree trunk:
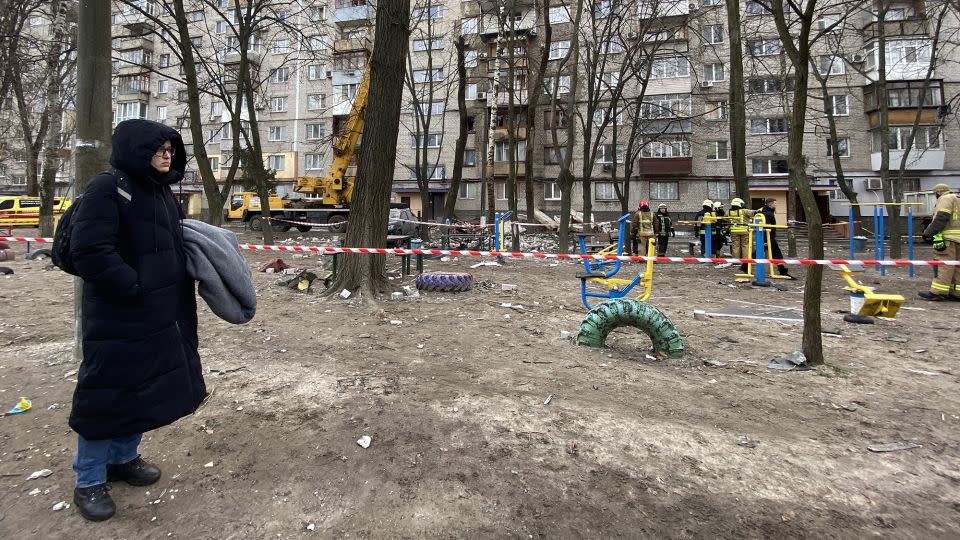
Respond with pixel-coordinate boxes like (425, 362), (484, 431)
(444, 35), (469, 220)
(74, 0), (113, 362)
(523, 0), (552, 223)
(324, 0), (410, 299)
(725, 0), (749, 201)
(39, 0), (68, 237)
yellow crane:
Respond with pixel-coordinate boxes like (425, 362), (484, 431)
(293, 64), (371, 205)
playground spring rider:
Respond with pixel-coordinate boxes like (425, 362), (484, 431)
(576, 213), (656, 310)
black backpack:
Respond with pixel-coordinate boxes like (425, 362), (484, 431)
(52, 170), (131, 276)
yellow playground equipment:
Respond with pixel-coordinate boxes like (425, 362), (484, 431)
(735, 213), (792, 283)
(832, 264), (904, 321)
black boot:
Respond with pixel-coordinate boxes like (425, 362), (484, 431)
(74, 484), (115, 522)
(107, 455), (161, 486)
(778, 266), (796, 280)
(739, 263), (748, 273)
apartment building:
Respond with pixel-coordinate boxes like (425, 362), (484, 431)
(8, 0), (954, 225)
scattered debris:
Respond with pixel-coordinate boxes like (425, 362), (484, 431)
(257, 258), (291, 273)
(6, 397), (32, 415)
(51, 501), (69, 512)
(307, 523), (316, 531)
(28, 488), (40, 496)
(470, 261), (501, 268)
(737, 436), (757, 448)
(543, 394), (553, 405)
(868, 442), (921, 453)
(559, 330), (571, 340)
(907, 369), (942, 376)
(501, 283), (518, 292)
(357, 435), (372, 449)
(27, 469), (52, 480)
(389, 320), (403, 326)
(703, 360), (727, 368)
(339, 289), (352, 299)
(203, 461), (214, 468)
(390, 292), (404, 301)
(768, 351), (810, 372)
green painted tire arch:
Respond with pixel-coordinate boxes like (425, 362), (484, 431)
(576, 298), (684, 358)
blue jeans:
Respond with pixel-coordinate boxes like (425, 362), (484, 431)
(73, 433), (142, 488)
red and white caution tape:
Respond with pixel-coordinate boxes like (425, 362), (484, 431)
(4, 237), (957, 266)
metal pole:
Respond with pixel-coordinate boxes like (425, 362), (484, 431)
(879, 207), (886, 277)
(752, 221), (768, 286)
(873, 207), (880, 274)
(908, 207), (914, 278)
(705, 223), (713, 260)
(848, 206), (854, 261)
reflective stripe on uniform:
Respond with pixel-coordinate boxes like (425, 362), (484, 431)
(931, 281), (952, 292)
(729, 209), (748, 233)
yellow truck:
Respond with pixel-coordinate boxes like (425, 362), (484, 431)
(0, 196), (71, 228)
(224, 192), (294, 231)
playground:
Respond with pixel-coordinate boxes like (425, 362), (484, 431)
(0, 226), (958, 538)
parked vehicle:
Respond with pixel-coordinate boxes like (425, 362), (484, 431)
(0, 196), (71, 228)
(388, 208), (421, 238)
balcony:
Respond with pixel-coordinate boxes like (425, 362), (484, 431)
(863, 17), (929, 39)
(334, 37), (371, 53)
(638, 0), (690, 20)
(637, 157), (692, 175)
(334, 4), (374, 26)
(493, 89), (528, 106)
(493, 127), (528, 140)
(493, 161), (528, 176)
(331, 69), (364, 86)
(116, 37), (153, 51)
(117, 63), (151, 76)
(222, 50), (262, 66)
(479, 13), (536, 37)
(870, 149), (944, 170)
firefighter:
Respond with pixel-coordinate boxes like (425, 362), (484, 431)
(728, 198), (754, 272)
(712, 200), (727, 256)
(919, 183), (960, 301)
(695, 200), (714, 256)
(759, 198), (795, 279)
(631, 199), (655, 255)
(653, 203), (675, 256)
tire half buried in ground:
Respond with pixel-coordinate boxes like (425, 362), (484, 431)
(576, 298), (684, 358)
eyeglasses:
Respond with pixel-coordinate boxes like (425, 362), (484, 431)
(154, 147), (176, 158)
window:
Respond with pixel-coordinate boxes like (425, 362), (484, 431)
(461, 17), (478, 34)
(464, 50), (479, 67)
(271, 96), (288, 112)
(703, 0), (722, 5)
(826, 95), (849, 116)
(703, 24), (724, 44)
(872, 126), (941, 151)
(650, 181), (679, 200)
(704, 63), (725, 82)
(305, 153), (324, 170)
(750, 118), (788, 134)
(544, 110), (570, 129)
(412, 69), (444, 83)
(410, 165), (445, 180)
(114, 101), (147, 123)
(309, 36), (327, 52)
(339, 83), (359, 100)
(596, 144), (624, 164)
(747, 39), (781, 56)
(543, 75), (571, 95)
(307, 64), (327, 80)
(816, 13), (840, 32)
(706, 140), (729, 160)
(640, 93), (691, 118)
(185, 10), (204, 22)
(544, 146), (568, 165)
(269, 67), (291, 83)
(412, 5), (444, 19)
(306, 123), (326, 140)
(209, 126), (222, 143)
(708, 181), (732, 200)
(412, 38), (444, 52)
(494, 140), (527, 161)
(273, 39), (291, 54)
(827, 138), (850, 157)
(649, 57), (690, 79)
(816, 55), (846, 75)
(751, 158), (789, 175)
(417, 101), (445, 116)
(495, 182), (507, 200)
(157, 80), (169, 94)
(706, 100), (728, 120)
(412, 133), (442, 148)
(548, 6), (570, 23)
(209, 157), (219, 170)
(310, 5), (327, 21)
(178, 90), (189, 102)
(465, 83), (478, 100)
(642, 137), (690, 158)
(215, 20), (228, 34)
(549, 41), (570, 60)
(156, 105), (167, 120)
(158, 54), (170, 68)
(601, 40), (625, 54)
(268, 126), (285, 141)
(867, 39), (933, 71)
(595, 182), (619, 201)
(601, 72), (621, 90)
(644, 29), (676, 42)
(29, 15), (43, 26)
(744, 1), (766, 15)
(544, 182), (561, 200)
(464, 148), (477, 167)
(593, 108), (624, 127)
(747, 77), (795, 94)
(267, 155), (285, 171)
(458, 183), (478, 199)
(307, 94), (326, 110)
(190, 36), (203, 47)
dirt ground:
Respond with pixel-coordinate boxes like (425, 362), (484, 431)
(1, 226), (959, 539)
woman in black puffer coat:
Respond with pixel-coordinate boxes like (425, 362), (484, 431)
(67, 119), (206, 522)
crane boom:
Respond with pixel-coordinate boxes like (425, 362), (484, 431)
(294, 63), (371, 205)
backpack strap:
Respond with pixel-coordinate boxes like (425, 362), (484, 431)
(101, 169), (132, 204)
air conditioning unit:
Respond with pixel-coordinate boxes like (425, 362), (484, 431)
(478, 52), (488, 59)
(700, 81), (713, 88)
(689, 2), (699, 10)
(850, 53), (865, 63)
(152, 91), (159, 98)
(255, 103), (265, 110)
(865, 178), (882, 191)
(476, 92), (487, 100)
(602, 163), (612, 171)
(627, 31), (638, 40)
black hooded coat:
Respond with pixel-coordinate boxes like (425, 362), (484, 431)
(68, 119), (207, 440)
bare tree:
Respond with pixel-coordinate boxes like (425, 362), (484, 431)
(725, 0), (749, 201)
(443, 34), (470, 219)
(324, 0), (411, 298)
